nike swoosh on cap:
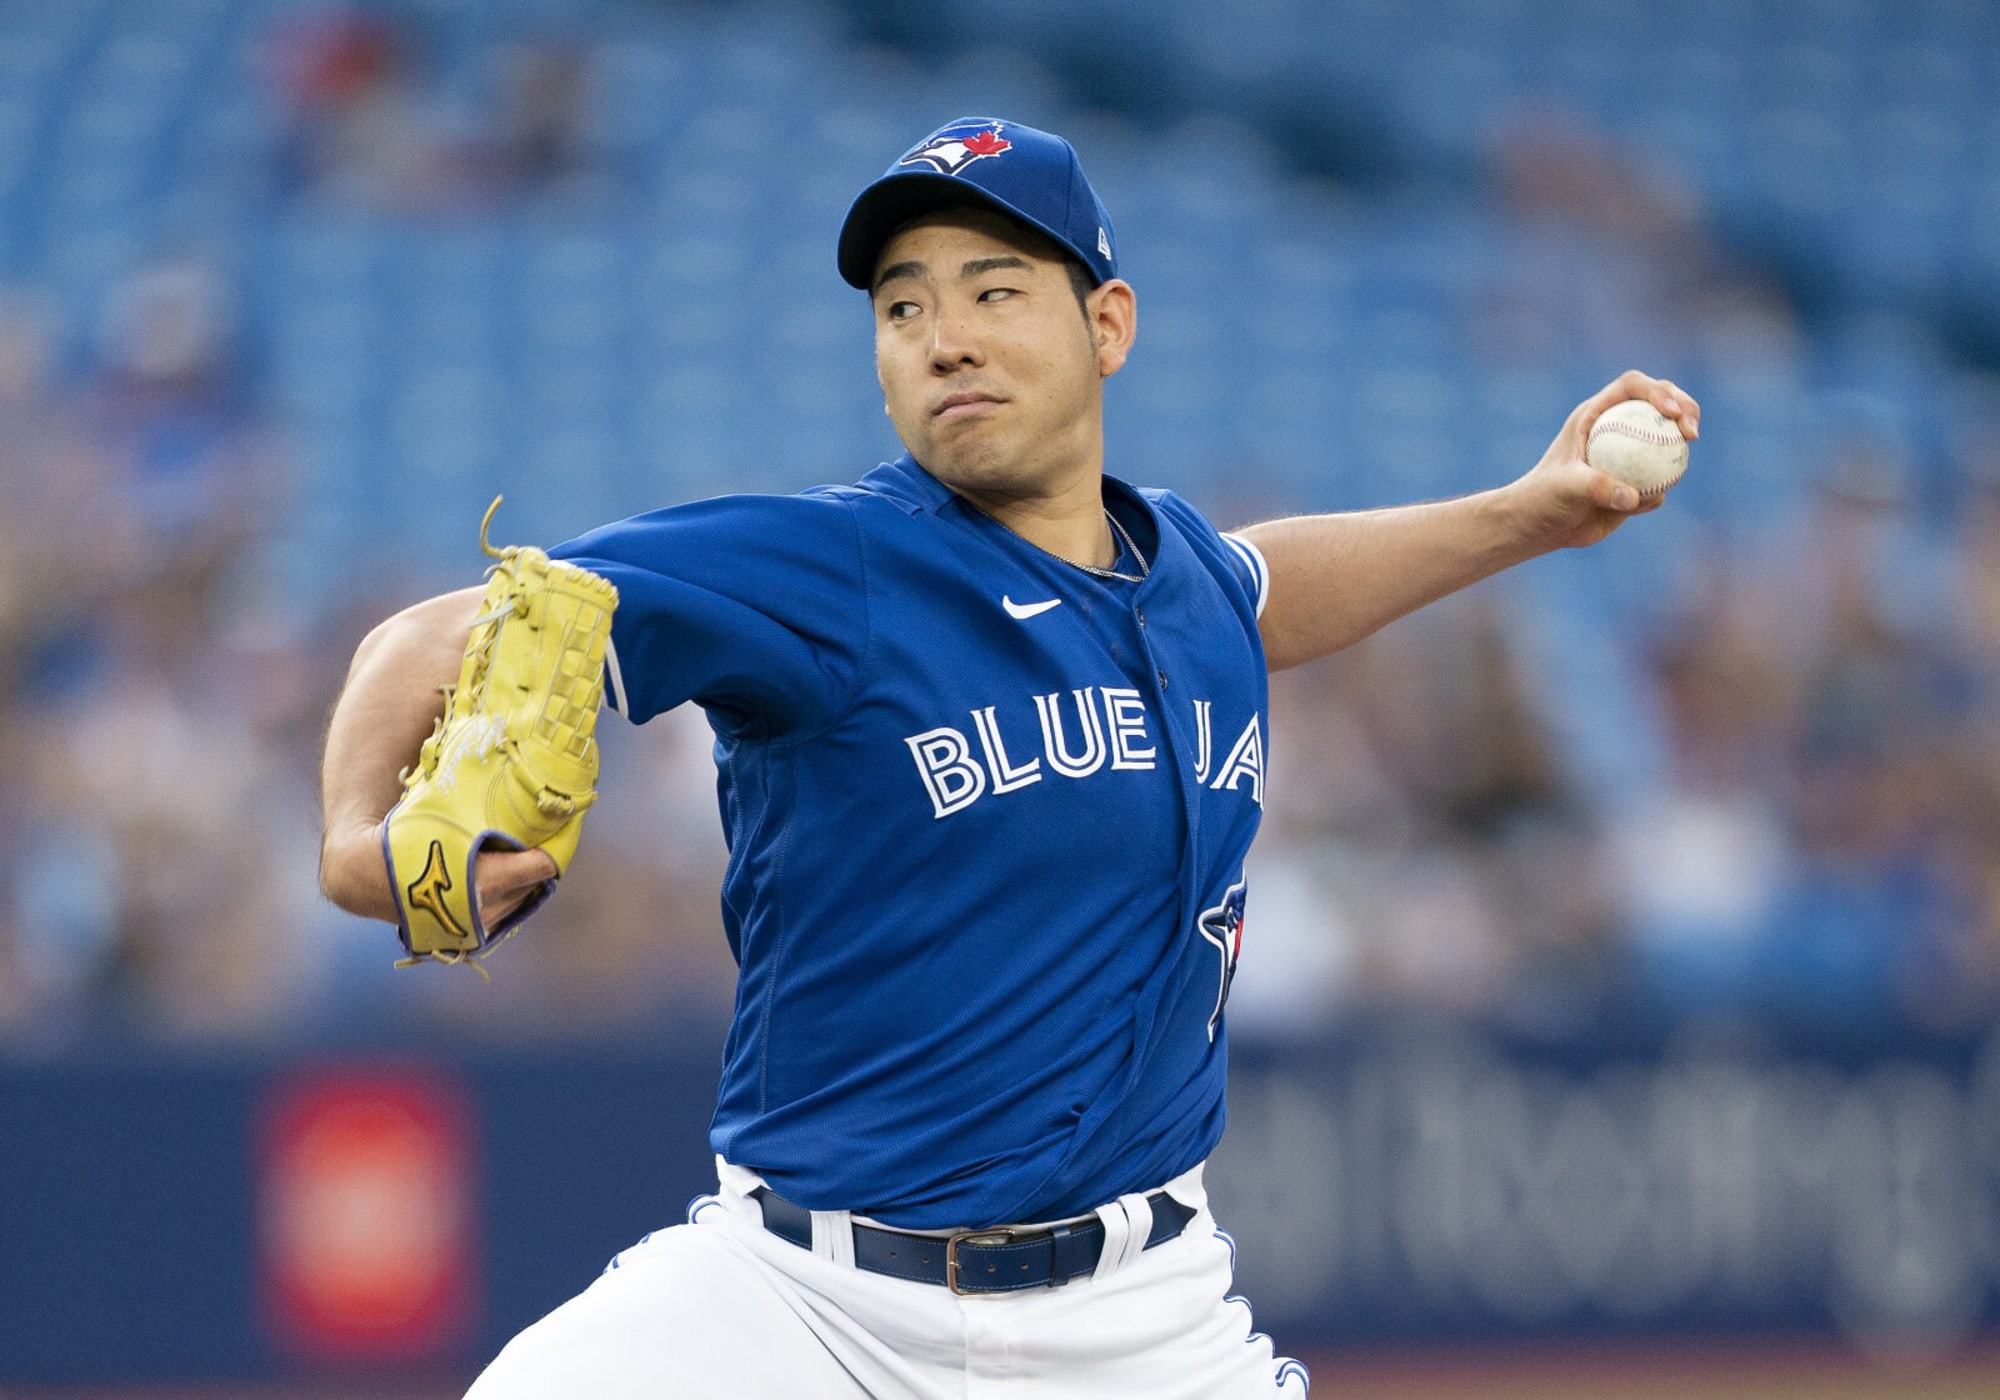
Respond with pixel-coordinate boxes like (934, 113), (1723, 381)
(1002, 596), (1062, 620)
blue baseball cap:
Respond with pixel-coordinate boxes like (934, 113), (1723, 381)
(837, 117), (1118, 291)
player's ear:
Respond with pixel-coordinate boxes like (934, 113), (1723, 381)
(1089, 279), (1136, 378)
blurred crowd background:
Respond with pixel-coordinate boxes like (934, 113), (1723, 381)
(5, 0), (2000, 1053)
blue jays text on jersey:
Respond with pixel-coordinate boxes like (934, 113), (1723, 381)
(903, 677), (1266, 819)
(551, 453), (1271, 1231)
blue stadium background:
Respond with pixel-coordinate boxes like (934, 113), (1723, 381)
(5, 0), (2000, 1392)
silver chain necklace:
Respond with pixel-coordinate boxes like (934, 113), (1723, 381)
(965, 501), (1151, 583)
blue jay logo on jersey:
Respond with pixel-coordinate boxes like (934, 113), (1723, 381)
(1197, 877), (1247, 1042)
(898, 121), (1012, 176)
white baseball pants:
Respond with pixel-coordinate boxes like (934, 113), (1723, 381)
(465, 1158), (1310, 1398)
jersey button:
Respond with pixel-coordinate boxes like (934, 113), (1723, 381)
(1157, 667), (1169, 690)
(1136, 606), (1146, 627)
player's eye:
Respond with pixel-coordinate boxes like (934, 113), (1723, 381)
(886, 300), (921, 321)
(978, 287), (1017, 303)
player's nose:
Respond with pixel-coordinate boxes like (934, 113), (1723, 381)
(927, 304), (984, 371)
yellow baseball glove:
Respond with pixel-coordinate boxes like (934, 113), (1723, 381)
(382, 497), (618, 971)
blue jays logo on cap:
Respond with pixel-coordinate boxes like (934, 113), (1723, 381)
(837, 116), (1118, 291)
(898, 121), (1013, 177)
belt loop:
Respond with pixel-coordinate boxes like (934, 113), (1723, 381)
(1091, 1197), (1133, 1282)
(1046, 1222), (1076, 1288)
(1111, 1192), (1152, 1275)
(811, 1208), (856, 1268)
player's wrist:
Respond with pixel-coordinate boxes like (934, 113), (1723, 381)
(1473, 474), (1565, 565)
(318, 820), (398, 921)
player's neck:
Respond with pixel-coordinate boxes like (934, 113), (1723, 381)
(958, 469), (1115, 569)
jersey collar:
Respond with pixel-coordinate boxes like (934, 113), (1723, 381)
(860, 452), (960, 515)
(861, 453), (1159, 548)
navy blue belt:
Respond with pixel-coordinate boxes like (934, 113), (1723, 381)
(752, 1186), (1198, 1295)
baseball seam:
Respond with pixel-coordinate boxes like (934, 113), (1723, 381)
(1590, 420), (1683, 448)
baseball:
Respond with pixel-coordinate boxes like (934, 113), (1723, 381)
(1586, 399), (1688, 497)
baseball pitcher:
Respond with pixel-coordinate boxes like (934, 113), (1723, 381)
(319, 116), (1698, 1398)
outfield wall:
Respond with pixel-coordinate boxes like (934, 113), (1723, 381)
(3, 1023), (1995, 1385)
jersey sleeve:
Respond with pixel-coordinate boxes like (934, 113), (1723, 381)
(549, 489), (869, 734)
(1218, 532), (1270, 620)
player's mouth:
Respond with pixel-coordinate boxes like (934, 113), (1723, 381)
(933, 390), (1006, 420)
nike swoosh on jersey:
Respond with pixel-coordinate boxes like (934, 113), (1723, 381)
(1002, 596), (1063, 620)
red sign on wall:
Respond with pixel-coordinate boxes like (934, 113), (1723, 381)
(256, 1065), (480, 1361)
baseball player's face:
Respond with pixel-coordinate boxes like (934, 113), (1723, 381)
(870, 210), (1132, 499)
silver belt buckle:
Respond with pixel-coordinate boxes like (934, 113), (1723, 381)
(945, 1227), (1021, 1295)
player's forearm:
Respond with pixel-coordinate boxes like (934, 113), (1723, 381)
(1242, 484), (1545, 671)
(318, 586), (483, 919)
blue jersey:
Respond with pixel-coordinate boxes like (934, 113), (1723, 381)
(551, 453), (1270, 1229)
